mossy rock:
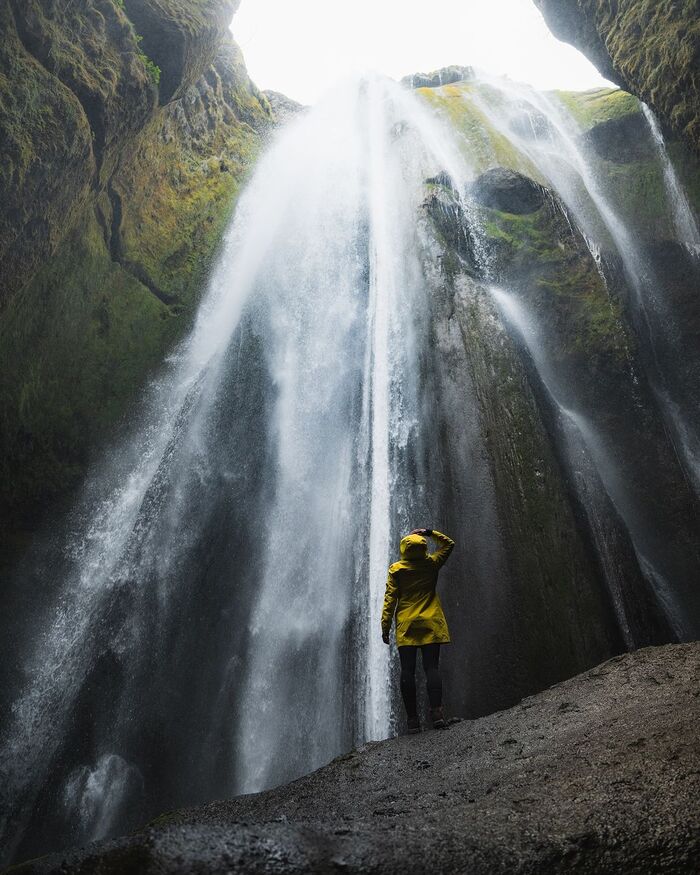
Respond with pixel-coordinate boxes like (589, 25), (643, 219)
(535, 0), (700, 153)
(472, 182), (631, 385)
(554, 86), (639, 131)
(122, 0), (239, 103)
(416, 81), (542, 177)
(0, 37), (271, 569)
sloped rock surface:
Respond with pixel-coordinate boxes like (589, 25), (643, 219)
(12, 643), (699, 873)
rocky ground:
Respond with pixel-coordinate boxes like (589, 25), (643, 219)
(10, 642), (699, 874)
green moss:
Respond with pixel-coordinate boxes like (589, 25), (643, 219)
(0, 46), (267, 561)
(554, 87), (639, 130)
(480, 204), (629, 366)
(135, 35), (161, 85)
(417, 82), (542, 178)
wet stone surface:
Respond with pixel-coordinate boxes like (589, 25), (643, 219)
(12, 643), (699, 874)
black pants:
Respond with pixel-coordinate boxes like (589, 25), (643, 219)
(398, 643), (442, 719)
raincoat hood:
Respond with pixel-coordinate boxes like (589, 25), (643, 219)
(400, 534), (428, 560)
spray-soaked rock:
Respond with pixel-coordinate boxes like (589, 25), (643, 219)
(13, 643), (699, 874)
(470, 168), (547, 214)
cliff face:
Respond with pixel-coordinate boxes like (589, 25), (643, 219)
(416, 73), (700, 649)
(0, 0), (271, 563)
(534, 0), (700, 153)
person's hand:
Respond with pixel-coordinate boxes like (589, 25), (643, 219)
(382, 631), (390, 645)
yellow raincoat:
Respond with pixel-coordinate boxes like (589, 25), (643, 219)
(381, 530), (455, 647)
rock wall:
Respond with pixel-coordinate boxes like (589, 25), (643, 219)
(0, 0), (272, 567)
(534, 0), (700, 153)
(416, 76), (700, 643)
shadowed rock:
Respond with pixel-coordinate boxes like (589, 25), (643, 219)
(534, 0), (700, 153)
(12, 643), (699, 873)
(470, 168), (547, 214)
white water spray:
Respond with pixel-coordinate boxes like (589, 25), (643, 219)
(1, 75), (469, 851)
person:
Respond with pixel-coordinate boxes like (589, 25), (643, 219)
(381, 527), (455, 733)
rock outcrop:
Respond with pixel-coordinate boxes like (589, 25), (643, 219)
(263, 90), (305, 124)
(534, 0), (700, 153)
(11, 643), (699, 874)
(470, 167), (547, 214)
(0, 0), (272, 568)
(402, 65), (474, 89)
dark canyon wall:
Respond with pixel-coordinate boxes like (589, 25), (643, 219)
(0, 0), (272, 569)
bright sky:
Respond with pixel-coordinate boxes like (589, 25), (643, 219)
(232, 0), (612, 105)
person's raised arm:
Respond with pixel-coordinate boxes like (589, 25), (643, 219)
(428, 530), (455, 568)
(381, 569), (398, 644)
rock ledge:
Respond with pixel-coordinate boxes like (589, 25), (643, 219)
(11, 643), (699, 874)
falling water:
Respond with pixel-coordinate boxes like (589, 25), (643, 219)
(488, 286), (671, 646)
(641, 103), (700, 252)
(456, 76), (700, 493)
(0, 75), (467, 861)
(4, 68), (700, 867)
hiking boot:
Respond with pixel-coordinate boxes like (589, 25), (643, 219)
(430, 707), (446, 729)
(407, 716), (421, 734)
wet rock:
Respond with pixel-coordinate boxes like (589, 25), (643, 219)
(13, 643), (700, 873)
(470, 168), (546, 214)
(582, 112), (656, 163)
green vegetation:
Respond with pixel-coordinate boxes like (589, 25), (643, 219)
(135, 35), (162, 86)
(417, 82), (542, 178)
(111, 0), (161, 87)
(0, 34), (269, 562)
(554, 87), (638, 130)
(479, 202), (629, 369)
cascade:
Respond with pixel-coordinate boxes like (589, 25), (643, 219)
(0, 75), (468, 861)
(465, 76), (700, 496)
(489, 286), (688, 642)
(641, 104), (700, 253)
(3, 69), (700, 867)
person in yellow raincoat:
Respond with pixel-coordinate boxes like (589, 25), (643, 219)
(381, 528), (455, 733)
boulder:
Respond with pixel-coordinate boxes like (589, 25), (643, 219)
(470, 167), (547, 214)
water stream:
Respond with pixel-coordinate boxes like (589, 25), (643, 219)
(0, 75), (468, 861)
(2, 70), (700, 865)
(466, 76), (700, 495)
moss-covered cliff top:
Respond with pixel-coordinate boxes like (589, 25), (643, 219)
(554, 86), (639, 130)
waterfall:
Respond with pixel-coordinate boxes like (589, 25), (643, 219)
(489, 286), (688, 642)
(0, 75), (467, 860)
(3, 68), (700, 866)
(464, 76), (700, 497)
